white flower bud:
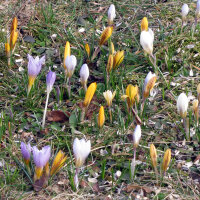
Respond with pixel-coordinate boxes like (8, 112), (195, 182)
(181, 4), (189, 18)
(80, 64), (89, 85)
(108, 4), (116, 24)
(65, 55), (77, 78)
(133, 125), (141, 148)
(177, 93), (188, 118)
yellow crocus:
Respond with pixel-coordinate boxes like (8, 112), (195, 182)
(64, 41), (71, 70)
(150, 144), (157, 169)
(110, 42), (114, 55)
(98, 106), (105, 128)
(113, 50), (124, 69)
(107, 54), (113, 73)
(83, 82), (97, 107)
(85, 43), (90, 57)
(10, 30), (18, 50)
(162, 149), (171, 173)
(141, 17), (148, 31)
(50, 150), (67, 176)
(143, 72), (156, 99)
(99, 26), (113, 46)
(193, 99), (199, 121)
(11, 17), (18, 33)
(5, 43), (10, 57)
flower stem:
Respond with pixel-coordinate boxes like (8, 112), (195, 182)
(131, 148), (136, 180)
(67, 77), (71, 98)
(42, 92), (49, 128)
(74, 167), (79, 190)
(109, 107), (112, 123)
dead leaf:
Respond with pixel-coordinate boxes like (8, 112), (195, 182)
(80, 179), (89, 188)
(47, 110), (70, 122)
(92, 183), (101, 193)
(125, 184), (154, 194)
(40, 128), (49, 135)
(33, 175), (48, 192)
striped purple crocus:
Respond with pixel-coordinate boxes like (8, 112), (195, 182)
(27, 54), (45, 94)
(32, 145), (51, 181)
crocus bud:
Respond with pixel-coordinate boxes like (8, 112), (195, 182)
(65, 55), (77, 78)
(85, 43), (90, 57)
(11, 17), (18, 33)
(197, 83), (200, 102)
(27, 54), (45, 94)
(110, 42), (115, 55)
(5, 43), (10, 57)
(177, 93), (188, 119)
(46, 70), (56, 94)
(73, 138), (91, 168)
(113, 50), (124, 70)
(98, 106), (105, 128)
(21, 142), (32, 166)
(108, 4), (116, 25)
(196, 0), (200, 18)
(150, 144), (157, 169)
(80, 64), (89, 90)
(143, 71), (156, 99)
(181, 4), (189, 20)
(162, 149), (171, 173)
(83, 82), (97, 107)
(141, 17), (148, 31)
(193, 99), (199, 121)
(32, 145), (51, 181)
(107, 54), (113, 73)
(50, 150), (67, 176)
(10, 30), (18, 50)
(99, 26), (113, 46)
(103, 90), (116, 107)
(63, 41), (71, 70)
(140, 29), (154, 56)
(133, 125), (141, 149)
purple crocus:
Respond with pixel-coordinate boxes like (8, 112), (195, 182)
(46, 70), (56, 94)
(21, 142), (32, 164)
(27, 54), (45, 94)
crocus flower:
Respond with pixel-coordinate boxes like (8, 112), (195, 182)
(5, 43), (10, 57)
(11, 17), (18, 33)
(80, 64), (89, 92)
(10, 30), (18, 50)
(143, 71), (156, 99)
(42, 71), (56, 128)
(141, 17), (148, 31)
(108, 4), (116, 25)
(162, 149), (171, 173)
(177, 93), (188, 119)
(132, 125), (141, 149)
(85, 43), (90, 58)
(50, 150), (67, 176)
(110, 42), (114, 55)
(46, 70), (56, 94)
(65, 55), (77, 78)
(73, 138), (91, 168)
(98, 106), (105, 128)
(193, 99), (199, 123)
(63, 41), (70, 70)
(113, 50), (124, 70)
(196, 0), (200, 24)
(150, 144), (157, 169)
(107, 54), (114, 73)
(103, 90), (116, 107)
(99, 26), (113, 46)
(32, 145), (51, 181)
(27, 54), (45, 94)
(83, 82), (97, 108)
(181, 4), (189, 25)
(21, 142), (32, 166)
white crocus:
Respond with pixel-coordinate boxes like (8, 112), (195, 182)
(80, 64), (89, 91)
(181, 4), (189, 26)
(177, 93), (188, 118)
(65, 55), (77, 78)
(73, 138), (91, 168)
(108, 4), (116, 25)
(196, 0), (200, 21)
(140, 29), (154, 56)
(132, 125), (141, 148)
(103, 90), (116, 107)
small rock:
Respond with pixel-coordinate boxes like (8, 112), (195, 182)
(23, 35), (35, 43)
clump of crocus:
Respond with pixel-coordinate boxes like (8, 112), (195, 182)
(140, 17), (154, 57)
(108, 4), (116, 25)
(131, 125), (141, 179)
(181, 4), (189, 27)
(50, 150), (67, 176)
(82, 82), (97, 121)
(99, 26), (113, 46)
(5, 17), (18, 66)
(103, 90), (116, 123)
(80, 64), (89, 92)
(63, 41), (71, 70)
(98, 106), (105, 128)
(150, 144), (158, 184)
(32, 145), (51, 182)
(85, 43), (90, 58)
(42, 70), (56, 128)
(73, 138), (91, 189)
(21, 142), (32, 173)
(162, 149), (171, 174)
(65, 55), (77, 97)
(113, 50), (124, 70)
(193, 99), (199, 125)
(27, 54), (45, 95)
(195, 0), (200, 25)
